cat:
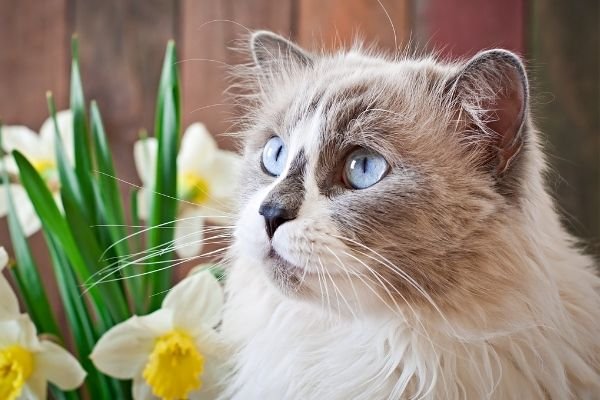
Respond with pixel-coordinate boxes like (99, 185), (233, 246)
(220, 31), (600, 399)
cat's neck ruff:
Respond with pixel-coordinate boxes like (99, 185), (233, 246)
(222, 247), (600, 400)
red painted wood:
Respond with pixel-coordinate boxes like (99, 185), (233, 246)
(415, 0), (525, 57)
(297, 0), (409, 52)
(0, 0), (69, 127)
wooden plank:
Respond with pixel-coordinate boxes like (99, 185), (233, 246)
(297, 0), (409, 52)
(0, 0), (69, 331)
(414, 0), (525, 57)
(529, 0), (600, 254)
(0, 0), (69, 127)
(72, 0), (178, 183)
(180, 0), (295, 144)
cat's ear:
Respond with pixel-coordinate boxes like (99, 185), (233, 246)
(448, 49), (529, 177)
(250, 31), (313, 74)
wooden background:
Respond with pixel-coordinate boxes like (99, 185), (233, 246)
(0, 0), (598, 311)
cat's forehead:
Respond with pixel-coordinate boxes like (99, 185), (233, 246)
(268, 55), (453, 161)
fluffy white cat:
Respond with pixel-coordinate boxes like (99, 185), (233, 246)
(220, 31), (600, 399)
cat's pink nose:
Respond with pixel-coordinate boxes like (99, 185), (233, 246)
(258, 203), (295, 239)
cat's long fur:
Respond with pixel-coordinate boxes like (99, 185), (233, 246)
(221, 32), (600, 399)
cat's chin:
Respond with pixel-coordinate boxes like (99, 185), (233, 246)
(261, 249), (315, 298)
(263, 249), (304, 290)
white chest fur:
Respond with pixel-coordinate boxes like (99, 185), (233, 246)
(221, 257), (600, 400)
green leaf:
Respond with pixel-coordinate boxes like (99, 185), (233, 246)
(90, 101), (144, 310)
(12, 150), (128, 326)
(147, 40), (181, 310)
(45, 237), (121, 399)
(48, 94), (104, 266)
(4, 188), (61, 338)
(90, 101), (128, 249)
(48, 94), (130, 318)
(70, 35), (96, 219)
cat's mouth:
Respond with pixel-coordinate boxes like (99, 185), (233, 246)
(267, 248), (306, 276)
(263, 248), (314, 293)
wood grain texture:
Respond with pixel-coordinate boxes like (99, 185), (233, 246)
(529, 0), (600, 253)
(180, 0), (294, 146)
(72, 0), (178, 183)
(0, 0), (69, 127)
(0, 0), (69, 332)
(414, 0), (525, 57)
(297, 0), (409, 52)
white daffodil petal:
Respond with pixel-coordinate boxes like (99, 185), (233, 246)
(36, 340), (86, 390)
(164, 271), (224, 332)
(134, 137), (158, 186)
(188, 330), (228, 400)
(91, 309), (173, 380)
(11, 185), (42, 237)
(0, 248), (20, 321)
(188, 357), (224, 400)
(16, 315), (40, 349)
(1, 155), (19, 175)
(91, 315), (158, 379)
(174, 208), (205, 258)
(203, 150), (241, 200)
(194, 328), (229, 361)
(21, 371), (47, 400)
(134, 308), (173, 335)
(0, 315), (39, 348)
(0, 125), (44, 159)
(0, 319), (22, 345)
(133, 374), (159, 400)
(0, 247), (7, 268)
(136, 187), (151, 221)
(178, 123), (217, 172)
(40, 110), (74, 162)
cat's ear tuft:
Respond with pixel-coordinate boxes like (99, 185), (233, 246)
(449, 49), (529, 177)
(250, 31), (313, 74)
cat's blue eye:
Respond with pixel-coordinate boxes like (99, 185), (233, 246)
(262, 136), (287, 176)
(343, 148), (389, 189)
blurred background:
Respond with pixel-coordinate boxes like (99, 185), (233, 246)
(0, 0), (598, 312)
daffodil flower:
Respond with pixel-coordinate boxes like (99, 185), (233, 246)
(91, 270), (227, 400)
(0, 111), (73, 236)
(0, 247), (86, 399)
(0, 247), (18, 321)
(134, 123), (240, 258)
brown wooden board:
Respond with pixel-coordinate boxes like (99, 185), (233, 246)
(180, 0), (295, 148)
(297, 0), (409, 52)
(72, 0), (179, 183)
(0, 0), (69, 126)
(414, 0), (525, 57)
(529, 0), (600, 255)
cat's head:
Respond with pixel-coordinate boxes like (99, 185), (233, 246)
(232, 31), (535, 317)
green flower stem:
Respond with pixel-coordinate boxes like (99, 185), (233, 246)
(147, 40), (181, 311)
